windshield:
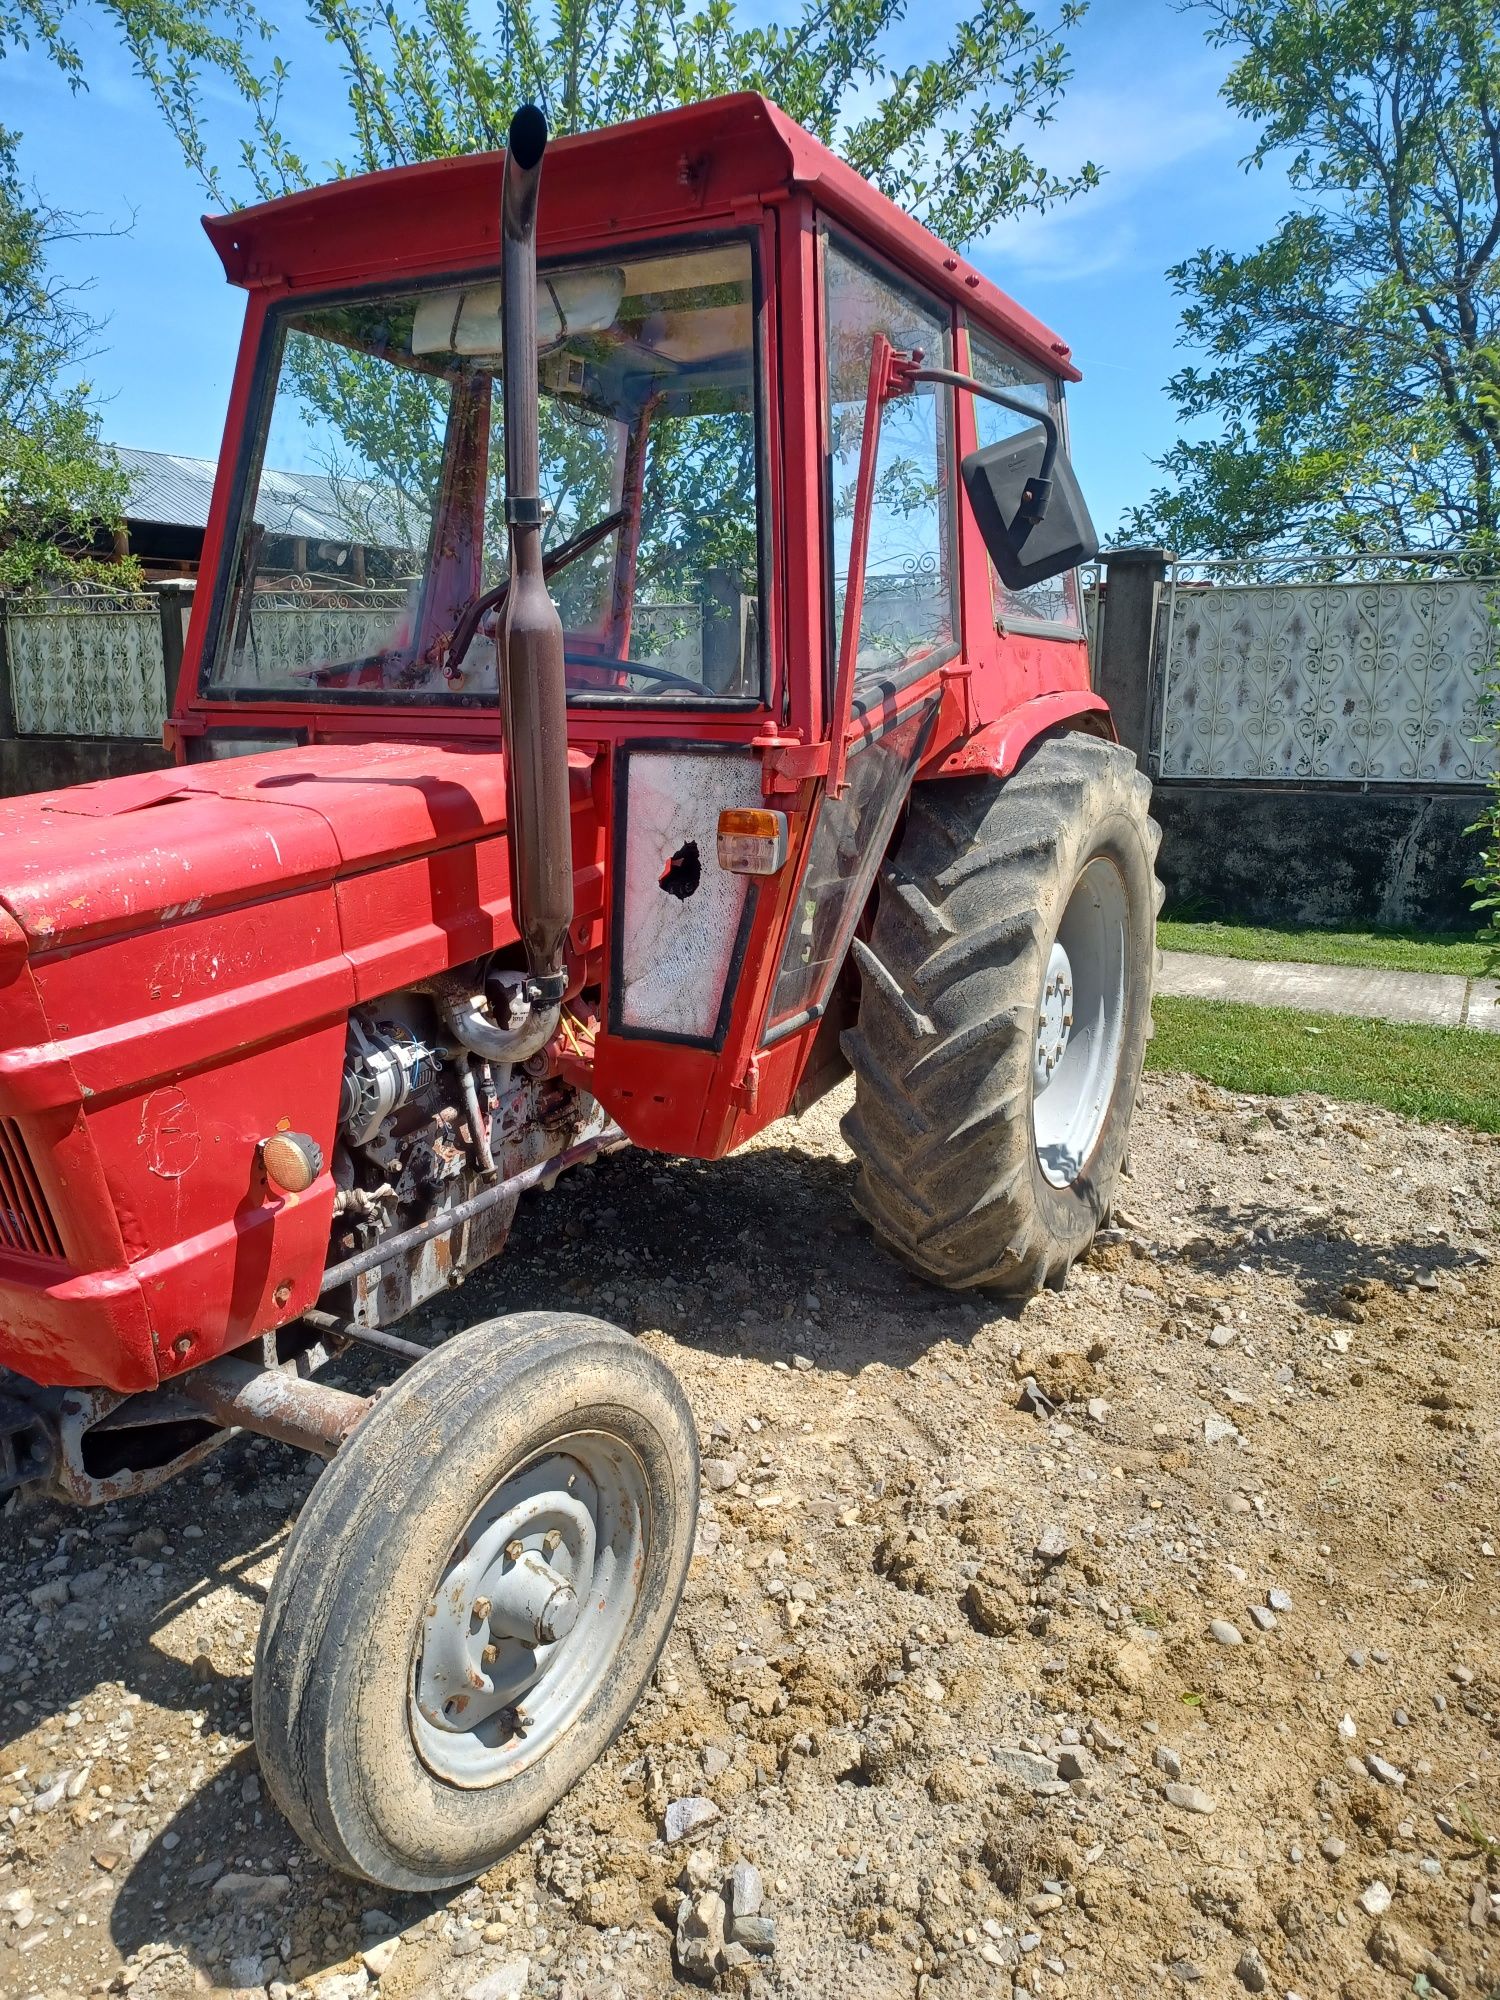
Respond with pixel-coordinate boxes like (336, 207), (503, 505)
(205, 239), (763, 704)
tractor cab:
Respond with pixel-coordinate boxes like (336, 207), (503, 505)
(176, 94), (1102, 1162)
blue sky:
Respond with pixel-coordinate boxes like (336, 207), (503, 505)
(6, 0), (1294, 537)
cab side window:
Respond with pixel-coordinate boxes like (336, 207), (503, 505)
(822, 237), (956, 691)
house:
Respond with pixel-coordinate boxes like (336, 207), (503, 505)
(99, 446), (406, 584)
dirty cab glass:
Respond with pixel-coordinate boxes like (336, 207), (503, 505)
(206, 241), (763, 703)
(823, 238), (955, 691)
(968, 327), (1081, 634)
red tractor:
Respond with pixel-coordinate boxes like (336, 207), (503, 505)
(0, 98), (1158, 1888)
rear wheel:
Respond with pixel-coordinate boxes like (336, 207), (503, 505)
(842, 733), (1161, 1292)
(253, 1312), (698, 1889)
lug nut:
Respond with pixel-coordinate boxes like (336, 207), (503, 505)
(482, 1644), (498, 1666)
(543, 1529), (562, 1553)
(472, 1596), (491, 1622)
(505, 1538), (524, 1561)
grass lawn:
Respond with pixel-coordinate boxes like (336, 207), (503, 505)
(1147, 995), (1500, 1133)
(1157, 915), (1489, 979)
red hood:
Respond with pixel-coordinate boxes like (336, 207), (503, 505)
(0, 737), (605, 1394)
(0, 741), (515, 955)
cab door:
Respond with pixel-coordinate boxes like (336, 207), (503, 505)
(754, 231), (958, 1050)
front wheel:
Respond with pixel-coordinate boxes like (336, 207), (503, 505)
(842, 733), (1161, 1293)
(253, 1312), (698, 1889)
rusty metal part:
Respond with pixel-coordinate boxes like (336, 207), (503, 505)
(44, 1369), (244, 1509)
(458, 1056), (499, 1178)
(0, 1385), (56, 1502)
(300, 1306), (431, 1365)
(51, 1385), (232, 1506)
(177, 1354), (372, 1459)
(498, 104), (575, 996)
(319, 1123), (624, 1296)
(29, 1329), (346, 1505)
(434, 967), (555, 1067)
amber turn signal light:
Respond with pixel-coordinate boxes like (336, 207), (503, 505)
(260, 1131), (325, 1193)
(716, 807), (789, 876)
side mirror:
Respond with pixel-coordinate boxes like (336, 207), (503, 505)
(961, 423), (1097, 590)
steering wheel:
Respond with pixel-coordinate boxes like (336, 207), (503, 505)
(611, 660), (717, 695)
(443, 506), (629, 675)
(294, 504), (628, 692)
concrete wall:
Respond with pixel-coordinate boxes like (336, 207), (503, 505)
(1149, 783), (1483, 931)
(0, 738), (172, 799)
(0, 566), (1488, 934)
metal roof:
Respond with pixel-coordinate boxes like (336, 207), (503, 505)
(202, 93), (1080, 382)
(112, 445), (408, 545)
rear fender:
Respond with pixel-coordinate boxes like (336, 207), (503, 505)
(924, 690), (1114, 781)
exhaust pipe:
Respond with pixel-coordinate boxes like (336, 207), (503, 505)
(497, 104), (572, 1028)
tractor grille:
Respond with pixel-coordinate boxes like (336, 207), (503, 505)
(0, 1121), (63, 1260)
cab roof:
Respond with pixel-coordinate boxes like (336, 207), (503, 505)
(202, 93), (1079, 382)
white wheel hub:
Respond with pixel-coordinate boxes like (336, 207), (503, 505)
(1033, 941), (1074, 1089)
(410, 1436), (647, 1789)
(1032, 857), (1129, 1188)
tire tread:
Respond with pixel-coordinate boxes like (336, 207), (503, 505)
(842, 734), (1161, 1294)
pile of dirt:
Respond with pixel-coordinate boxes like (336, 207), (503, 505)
(1, 1068), (1497, 2000)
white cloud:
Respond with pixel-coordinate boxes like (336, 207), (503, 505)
(977, 56), (1246, 280)
(939, 0), (1280, 284)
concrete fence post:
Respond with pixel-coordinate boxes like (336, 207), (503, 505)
(1094, 547), (1170, 767)
(153, 578), (196, 727)
(0, 598), (15, 742)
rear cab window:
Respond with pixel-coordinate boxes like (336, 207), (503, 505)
(967, 325), (1082, 638)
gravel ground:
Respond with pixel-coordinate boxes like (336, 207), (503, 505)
(1, 1068), (1498, 2000)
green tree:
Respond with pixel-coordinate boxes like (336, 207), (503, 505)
(141, 0), (1098, 245)
(0, 0), (279, 195)
(0, 128), (138, 588)
(0, 0), (280, 588)
(1124, 0), (1500, 559)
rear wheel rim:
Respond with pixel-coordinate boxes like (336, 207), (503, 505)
(410, 1431), (648, 1789)
(1032, 855), (1128, 1189)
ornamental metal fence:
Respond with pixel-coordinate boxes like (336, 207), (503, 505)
(6, 555), (1496, 792)
(1, 589), (171, 739)
(234, 590), (412, 689)
(1147, 553), (1500, 786)
(1080, 560), (1103, 677)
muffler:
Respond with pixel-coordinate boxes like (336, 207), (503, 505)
(495, 104), (573, 1038)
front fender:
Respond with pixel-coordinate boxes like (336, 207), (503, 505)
(925, 690), (1114, 781)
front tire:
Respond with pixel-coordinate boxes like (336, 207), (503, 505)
(842, 733), (1161, 1293)
(253, 1312), (698, 1890)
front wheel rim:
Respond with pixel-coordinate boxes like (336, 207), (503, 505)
(410, 1431), (648, 1789)
(1032, 855), (1129, 1189)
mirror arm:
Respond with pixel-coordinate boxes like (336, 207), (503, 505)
(828, 332), (900, 798)
(898, 364), (1058, 526)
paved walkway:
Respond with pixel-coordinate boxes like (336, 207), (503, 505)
(1158, 950), (1500, 1033)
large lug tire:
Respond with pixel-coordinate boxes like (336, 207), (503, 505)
(841, 733), (1162, 1293)
(253, 1312), (698, 1890)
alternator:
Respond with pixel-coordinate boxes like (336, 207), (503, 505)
(339, 1016), (444, 1147)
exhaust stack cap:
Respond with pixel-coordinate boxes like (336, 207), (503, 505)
(508, 104), (548, 169)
